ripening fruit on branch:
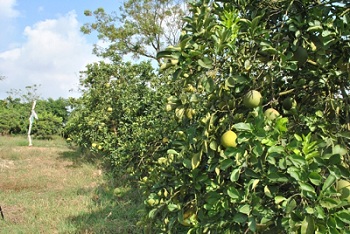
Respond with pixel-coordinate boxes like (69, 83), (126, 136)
(221, 130), (237, 148)
(282, 97), (297, 110)
(293, 46), (308, 67)
(264, 108), (280, 120)
(243, 90), (262, 108)
(107, 107), (113, 112)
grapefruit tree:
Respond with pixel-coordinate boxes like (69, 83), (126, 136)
(141, 0), (350, 233)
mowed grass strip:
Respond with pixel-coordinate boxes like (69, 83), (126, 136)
(0, 136), (143, 234)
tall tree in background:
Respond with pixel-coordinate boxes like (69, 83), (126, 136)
(81, 0), (188, 63)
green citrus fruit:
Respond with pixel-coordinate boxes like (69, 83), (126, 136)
(282, 97), (297, 110)
(293, 46), (308, 66)
(243, 90), (262, 108)
(264, 108), (280, 120)
(107, 107), (113, 112)
(221, 130), (237, 148)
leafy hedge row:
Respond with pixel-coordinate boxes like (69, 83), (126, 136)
(65, 0), (350, 233)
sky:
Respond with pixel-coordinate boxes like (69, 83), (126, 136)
(0, 0), (123, 100)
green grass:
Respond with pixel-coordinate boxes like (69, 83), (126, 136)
(0, 135), (144, 233)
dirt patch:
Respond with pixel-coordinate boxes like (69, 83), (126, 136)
(0, 205), (26, 224)
(0, 159), (14, 170)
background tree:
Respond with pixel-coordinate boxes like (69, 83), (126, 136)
(81, 0), (188, 63)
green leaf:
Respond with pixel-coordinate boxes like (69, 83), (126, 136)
(307, 25), (323, 32)
(230, 168), (240, 182)
(264, 186), (273, 198)
(156, 50), (181, 60)
(198, 58), (213, 69)
(261, 47), (279, 55)
(336, 210), (350, 224)
(301, 215), (315, 234)
(294, 134), (302, 141)
(209, 141), (218, 151)
(238, 204), (251, 215)
(191, 152), (201, 169)
(251, 179), (259, 190)
(183, 158), (192, 169)
(248, 216), (257, 232)
(288, 154), (306, 167)
(332, 145), (348, 156)
(299, 182), (316, 194)
(268, 145), (284, 154)
(275, 196), (286, 204)
(328, 154), (341, 165)
(220, 158), (234, 170)
(285, 199), (297, 213)
(233, 213), (247, 223)
(276, 117), (288, 132)
(322, 174), (336, 192)
(167, 149), (179, 155)
(227, 186), (240, 199)
(167, 203), (180, 211)
(233, 122), (252, 131)
(320, 197), (339, 209)
(308, 172), (322, 186)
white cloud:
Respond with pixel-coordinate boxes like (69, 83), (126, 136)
(0, 11), (98, 99)
(0, 0), (20, 19)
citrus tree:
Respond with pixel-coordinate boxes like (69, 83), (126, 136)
(141, 0), (350, 233)
(64, 59), (179, 177)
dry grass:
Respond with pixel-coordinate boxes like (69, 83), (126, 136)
(0, 136), (143, 234)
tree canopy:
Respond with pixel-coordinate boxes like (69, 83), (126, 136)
(81, 0), (188, 63)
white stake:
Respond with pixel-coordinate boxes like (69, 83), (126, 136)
(28, 100), (38, 146)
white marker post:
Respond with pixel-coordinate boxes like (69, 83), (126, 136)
(28, 100), (38, 146)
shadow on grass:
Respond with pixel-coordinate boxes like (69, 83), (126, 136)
(66, 181), (145, 234)
(57, 148), (104, 168)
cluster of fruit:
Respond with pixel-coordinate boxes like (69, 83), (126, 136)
(221, 90), (296, 149)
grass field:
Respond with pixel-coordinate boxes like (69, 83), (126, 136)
(0, 135), (143, 234)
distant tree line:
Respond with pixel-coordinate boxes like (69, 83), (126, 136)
(0, 96), (70, 139)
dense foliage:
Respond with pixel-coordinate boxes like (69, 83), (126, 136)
(148, 0), (350, 232)
(64, 60), (178, 175)
(0, 97), (69, 139)
(65, 0), (350, 233)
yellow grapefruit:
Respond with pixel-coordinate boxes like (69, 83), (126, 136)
(221, 130), (237, 148)
(243, 90), (262, 108)
(264, 108), (280, 120)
